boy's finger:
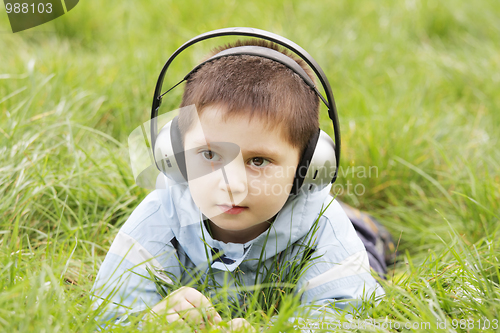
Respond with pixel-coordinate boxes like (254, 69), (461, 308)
(228, 318), (256, 332)
(164, 310), (181, 324)
(150, 291), (184, 315)
(206, 306), (222, 324)
(183, 289), (222, 326)
(197, 305), (222, 325)
(175, 299), (209, 328)
(164, 313), (196, 331)
(165, 307), (204, 330)
(183, 287), (213, 308)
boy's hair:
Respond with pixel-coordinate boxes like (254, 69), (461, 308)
(179, 39), (320, 156)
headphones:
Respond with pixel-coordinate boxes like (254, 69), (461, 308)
(150, 27), (341, 195)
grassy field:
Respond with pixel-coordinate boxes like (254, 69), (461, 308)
(1, 0), (499, 331)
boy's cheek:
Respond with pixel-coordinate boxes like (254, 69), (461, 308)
(248, 179), (294, 198)
(187, 177), (224, 214)
(248, 164), (295, 181)
(248, 179), (263, 196)
(247, 167), (264, 179)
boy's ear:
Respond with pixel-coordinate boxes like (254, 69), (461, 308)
(291, 130), (336, 196)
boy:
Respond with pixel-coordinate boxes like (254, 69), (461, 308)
(91, 37), (388, 330)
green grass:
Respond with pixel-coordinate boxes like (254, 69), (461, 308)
(1, 0), (499, 331)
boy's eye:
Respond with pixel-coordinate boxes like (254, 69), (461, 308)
(201, 150), (221, 162)
(249, 157), (269, 167)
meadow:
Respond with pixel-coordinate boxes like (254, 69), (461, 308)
(1, 0), (499, 331)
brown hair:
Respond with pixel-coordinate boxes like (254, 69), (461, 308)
(178, 39), (319, 156)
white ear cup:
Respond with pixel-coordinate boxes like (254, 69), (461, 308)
(154, 120), (186, 184)
(301, 130), (337, 193)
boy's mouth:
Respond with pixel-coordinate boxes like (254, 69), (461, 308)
(217, 204), (248, 215)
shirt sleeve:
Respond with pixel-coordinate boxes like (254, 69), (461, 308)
(294, 199), (385, 319)
(90, 191), (181, 329)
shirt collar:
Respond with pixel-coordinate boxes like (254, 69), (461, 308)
(164, 183), (332, 272)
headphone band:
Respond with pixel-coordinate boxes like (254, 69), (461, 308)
(150, 27), (341, 182)
(186, 46), (316, 89)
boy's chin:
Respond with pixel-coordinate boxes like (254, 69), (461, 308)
(208, 218), (272, 240)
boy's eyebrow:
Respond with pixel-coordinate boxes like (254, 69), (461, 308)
(243, 147), (282, 157)
(191, 140), (282, 157)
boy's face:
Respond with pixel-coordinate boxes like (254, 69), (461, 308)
(183, 105), (301, 243)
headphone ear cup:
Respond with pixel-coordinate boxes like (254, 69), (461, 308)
(154, 116), (187, 183)
(291, 130), (337, 195)
(303, 130), (337, 193)
(170, 116), (188, 180)
(290, 130), (320, 195)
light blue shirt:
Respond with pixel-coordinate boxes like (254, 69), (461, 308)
(90, 183), (384, 327)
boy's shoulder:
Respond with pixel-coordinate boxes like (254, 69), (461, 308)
(117, 185), (204, 249)
(119, 190), (164, 235)
(259, 187), (363, 261)
(117, 189), (182, 248)
(303, 193), (366, 257)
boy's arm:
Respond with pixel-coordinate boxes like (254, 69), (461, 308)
(90, 191), (181, 328)
(294, 199), (384, 320)
(90, 232), (177, 327)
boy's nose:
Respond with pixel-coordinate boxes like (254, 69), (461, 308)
(218, 154), (247, 196)
(218, 168), (247, 194)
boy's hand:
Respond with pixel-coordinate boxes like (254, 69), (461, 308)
(148, 286), (222, 328)
(223, 318), (256, 332)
